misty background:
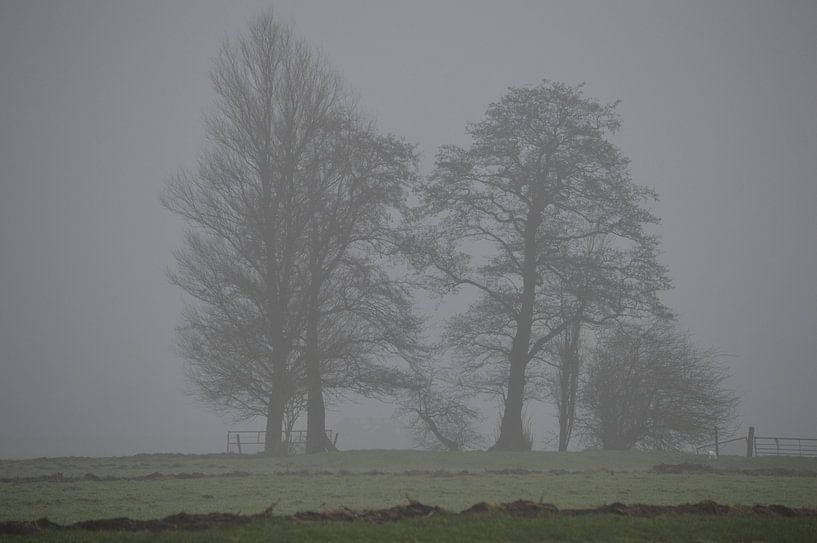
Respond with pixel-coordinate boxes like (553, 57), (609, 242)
(1, 0), (815, 458)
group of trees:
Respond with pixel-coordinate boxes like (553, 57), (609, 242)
(163, 11), (737, 455)
(162, 13), (422, 454)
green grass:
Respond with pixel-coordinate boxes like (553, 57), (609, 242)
(2, 450), (816, 539)
(5, 515), (817, 543)
(4, 470), (817, 523)
(7, 448), (813, 479)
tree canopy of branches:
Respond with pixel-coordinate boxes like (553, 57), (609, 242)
(298, 98), (422, 453)
(579, 321), (738, 450)
(162, 11), (420, 455)
(409, 81), (670, 450)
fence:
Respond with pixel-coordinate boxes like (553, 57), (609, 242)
(226, 429), (336, 454)
(695, 436), (746, 457)
(696, 426), (817, 458)
(753, 436), (817, 457)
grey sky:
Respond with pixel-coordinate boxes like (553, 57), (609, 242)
(1, 0), (815, 457)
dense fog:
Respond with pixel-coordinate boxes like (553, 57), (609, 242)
(1, 0), (815, 458)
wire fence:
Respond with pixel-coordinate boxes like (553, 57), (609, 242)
(695, 427), (817, 458)
(226, 429), (336, 454)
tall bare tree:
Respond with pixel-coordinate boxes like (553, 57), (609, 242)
(295, 81), (421, 455)
(164, 11), (421, 455)
(579, 320), (739, 450)
(409, 81), (670, 450)
(162, 11), (346, 455)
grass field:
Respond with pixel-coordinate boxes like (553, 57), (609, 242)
(2, 450), (816, 541)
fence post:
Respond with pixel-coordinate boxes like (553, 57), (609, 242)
(746, 426), (755, 458)
(714, 427), (719, 457)
(236, 433), (242, 455)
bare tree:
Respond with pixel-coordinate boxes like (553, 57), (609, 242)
(408, 81), (670, 450)
(297, 117), (421, 453)
(579, 321), (739, 450)
(164, 11), (422, 455)
(162, 11), (345, 455)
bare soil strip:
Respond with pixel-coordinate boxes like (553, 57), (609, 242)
(2, 500), (816, 535)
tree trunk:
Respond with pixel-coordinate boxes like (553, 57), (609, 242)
(306, 379), (335, 453)
(492, 297), (534, 450)
(305, 340), (336, 453)
(557, 417), (570, 451)
(304, 268), (336, 454)
(264, 386), (287, 456)
(557, 320), (581, 452)
(491, 351), (530, 450)
(490, 208), (540, 452)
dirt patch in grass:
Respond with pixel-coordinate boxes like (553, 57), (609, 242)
(3, 500), (816, 535)
(564, 501), (809, 517)
(0, 514), (252, 536)
(653, 463), (817, 477)
(463, 500), (560, 516)
(292, 500), (443, 522)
